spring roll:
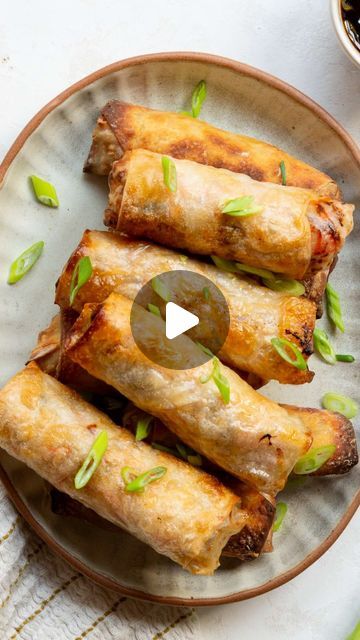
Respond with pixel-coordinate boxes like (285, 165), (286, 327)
(84, 100), (338, 197)
(0, 363), (257, 575)
(65, 292), (314, 494)
(104, 150), (353, 293)
(55, 230), (316, 385)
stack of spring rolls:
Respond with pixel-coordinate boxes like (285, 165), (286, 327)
(0, 101), (358, 576)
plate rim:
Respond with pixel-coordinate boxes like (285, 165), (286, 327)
(0, 51), (359, 606)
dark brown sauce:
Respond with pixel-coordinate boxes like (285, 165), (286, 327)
(341, 0), (360, 51)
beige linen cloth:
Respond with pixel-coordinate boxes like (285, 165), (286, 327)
(0, 481), (201, 640)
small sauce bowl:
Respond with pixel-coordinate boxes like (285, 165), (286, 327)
(331, 0), (360, 68)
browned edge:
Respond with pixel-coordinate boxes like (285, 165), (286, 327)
(0, 51), (359, 605)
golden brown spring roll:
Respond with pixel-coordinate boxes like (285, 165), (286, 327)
(55, 230), (316, 385)
(84, 100), (338, 197)
(104, 150), (353, 290)
(0, 363), (255, 575)
(65, 293), (313, 495)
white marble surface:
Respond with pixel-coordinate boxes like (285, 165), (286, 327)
(1, 0), (359, 638)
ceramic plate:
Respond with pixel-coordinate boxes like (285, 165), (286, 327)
(0, 52), (359, 606)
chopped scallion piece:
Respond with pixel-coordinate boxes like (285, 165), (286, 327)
(135, 414), (153, 441)
(74, 430), (108, 489)
(336, 354), (355, 363)
(263, 277), (305, 297)
(147, 303), (161, 317)
(222, 195), (263, 217)
(161, 156), (177, 192)
(279, 160), (286, 186)
(187, 453), (202, 466)
(7, 241), (44, 284)
(346, 621), (360, 640)
(313, 327), (336, 364)
(201, 357), (230, 404)
(191, 80), (207, 118)
(196, 342), (215, 358)
(30, 175), (59, 207)
(293, 445), (336, 475)
(69, 256), (93, 306)
(325, 283), (344, 332)
(151, 442), (181, 458)
(236, 262), (275, 280)
(179, 254), (188, 264)
(202, 286), (211, 301)
(273, 501), (287, 532)
(271, 337), (308, 370)
(122, 466), (167, 493)
(322, 392), (358, 419)
(211, 256), (238, 272)
(176, 443), (188, 460)
(151, 276), (171, 302)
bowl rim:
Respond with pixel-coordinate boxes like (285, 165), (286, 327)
(0, 51), (359, 606)
(330, 0), (360, 68)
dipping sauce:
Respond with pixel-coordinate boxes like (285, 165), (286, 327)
(341, 0), (360, 51)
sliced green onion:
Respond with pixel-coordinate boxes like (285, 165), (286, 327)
(147, 303), (161, 317)
(176, 443), (202, 466)
(336, 354), (355, 363)
(176, 443), (188, 460)
(346, 621), (360, 640)
(273, 501), (287, 532)
(222, 195), (263, 217)
(122, 466), (167, 493)
(202, 286), (211, 301)
(7, 241), (44, 284)
(30, 175), (59, 207)
(201, 357), (230, 404)
(322, 392), (358, 419)
(180, 110), (192, 116)
(121, 466), (136, 484)
(196, 342), (215, 358)
(152, 276), (171, 302)
(236, 262), (275, 280)
(263, 277), (305, 297)
(179, 254), (188, 264)
(151, 442), (181, 458)
(74, 430), (108, 489)
(325, 283), (344, 332)
(271, 337), (308, 371)
(69, 256), (93, 305)
(293, 444), (336, 475)
(187, 454), (202, 466)
(191, 80), (207, 118)
(211, 256), (238, 272)
(135, 414), (153, 441)
(161, 156), (177, 192)
(313, 327), (336, 364)
(279, 160), (286, 186)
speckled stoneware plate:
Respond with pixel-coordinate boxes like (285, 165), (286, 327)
(0, 52), (359, 606)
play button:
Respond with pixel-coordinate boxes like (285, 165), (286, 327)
(165, 302), (199, 340)
(130, 269), (230, 370)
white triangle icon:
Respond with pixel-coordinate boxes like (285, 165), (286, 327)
(165, 302), (199, 340)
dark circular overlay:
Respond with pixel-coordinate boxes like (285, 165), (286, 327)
(130, 270), (230, 370)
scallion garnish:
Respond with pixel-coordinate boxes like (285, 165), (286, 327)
(69, 256), (93, 306)
(135, 414), (153, 441)
(151, 276), (171, 302)
(322, 392), (358, 419)
(30, 175), (59, 207)
(161, 156), (177, 192)
(74, 430), (108, 489)
(222, 196), (263, 217)
(236, 263), (275, 280)
(121, 466), (167, 493)
(191, 80), (207, 118)
(201, 357), (230, 404)
(346, 621), (360, 640)
(336, 354), (355, 363)
(203, 286), (211, 301)
(147, 303), (161, 317)
(279, 160), (286, 186)
(313, 327), (336, 364)
(293, 445), (336, 475)
(211, 256), (238, 272)
(271, 337), (308, 370)
(325, 283), (344, 332)
(179, 254), (188, 264)
(187, 453), (202, 466)
(196, 342), (215, 358)
(151, 442), (181, 457)
(263, 277), (305, 297)
(273, 501), (287, 532)
(176, 443), (188, 460)
(7, 241), (44, 284)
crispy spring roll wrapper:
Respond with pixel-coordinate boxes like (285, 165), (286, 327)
(84, 100), (338, 197)
(104, 150), (353, 287)
(65, 293), (313, 495)
(55, 230), (316, 385)
(0, 363), (255, 575)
